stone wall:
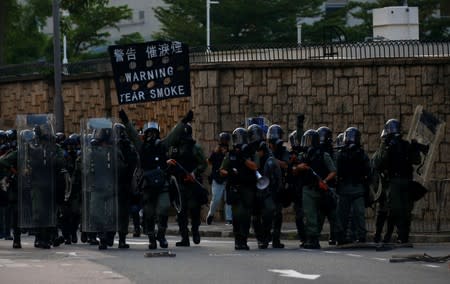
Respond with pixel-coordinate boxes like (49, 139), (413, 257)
(1, 57), (449, 229)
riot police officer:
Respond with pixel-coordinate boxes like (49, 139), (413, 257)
(293, 129), (336, 249)
(266, 124), (290, 248)
(372, 129), (394, 243)
(115, 123), (139, 249)
(287, 130), (306, 245)
(118, 109), (172, 249)
(253, 140), (281, 249)
(372, 119), (422, 243)
(220, 127), (257, 250)
(0, 146), (21, 248)
(317, 126), (339, 245)
(164, 111), (208, 247)
(335, 127), (371, 244)
(60, 134), (82, 244)
(139, 122), (171, 249)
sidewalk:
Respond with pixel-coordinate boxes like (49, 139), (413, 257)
(163, 221), (450, 243)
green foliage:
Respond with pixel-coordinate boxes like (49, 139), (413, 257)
(115, 32), (145, 45)
(3, 0), (52, 64)
(61, 0), (133, 60)
(153, 0), (325, 46)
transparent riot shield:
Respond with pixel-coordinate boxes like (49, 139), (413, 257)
(16, 114), (56, 228)
(81, 118), (119, 232)
(406, 105), (446, 186)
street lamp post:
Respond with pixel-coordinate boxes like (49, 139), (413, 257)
(62, 10), (69, 75)
(52, 0), (64, 132)
(296, 17), (304, 45)
(206, 0), (219, 50)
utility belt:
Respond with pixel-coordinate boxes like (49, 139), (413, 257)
(338, 177), (365, 186)
(389, 172), (412, 179)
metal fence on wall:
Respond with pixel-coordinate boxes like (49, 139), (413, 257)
(0, 40), (449, 81)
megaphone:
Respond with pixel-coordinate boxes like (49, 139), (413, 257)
(256, 171), (270, 190)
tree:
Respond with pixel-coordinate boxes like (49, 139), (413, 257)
(153, 0), (325, 47)
(1, 0), (53, 64)
(61, 0), (132, 60)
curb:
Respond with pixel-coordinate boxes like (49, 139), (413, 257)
(165, 229), (450, 243)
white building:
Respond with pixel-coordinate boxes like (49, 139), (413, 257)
(103, 0), (167, 43)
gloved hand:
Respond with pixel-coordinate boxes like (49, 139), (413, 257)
(296, 113), (305, 128)
(318, 180), (329, 191)
(183, 172), (195, 183)
(118, 109), (129, 124)
(166, 159), (177, 166)
(181, 110), (194, 124)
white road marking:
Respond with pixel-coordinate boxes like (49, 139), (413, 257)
(269, 269), (320, 280)
(423, 264), (440, 268)
(323, 251), (340, 254)
(209, 253), (260, 257)
(372, 257), (388, 262)
(346, 254), (362, 257)
(5, 263), (29, 268)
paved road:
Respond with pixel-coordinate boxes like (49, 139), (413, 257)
(0, 235), (449, 284)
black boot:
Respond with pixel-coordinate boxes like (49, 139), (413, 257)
(272, 238), (285, 249)
(374, 211), (387, 243)
(192, 229), (201, 245)
(303, 238), (321, 249)
(118, 233), (130, 249)
(156, 229), (168, 248)
(71, 232), (78, 244)
(234, 236), (249, 250)
(148, 233), (157, 250)
(13, 234), (21, 249)
(176, 229), (190, 247)
(98, 238), (107, 250)
(241, 237), (250, 250)
(176, 237), (190, 247)
(81, 232), (88, 243)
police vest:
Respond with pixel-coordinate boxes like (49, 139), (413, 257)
(337, 147), (367, 184)
(300, 148), (329, 186)
(228, 150), (257, 186)
(386, 139), (414, 179)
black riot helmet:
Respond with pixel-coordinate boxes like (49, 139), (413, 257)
(20, 129), (35, 143)
(68, 133), (81, 145)
(6, 129), (17, 141)
(55, 132), (66, 144)
(384, 119), (401, 137)
(300, 129), (320, 149)
(219, 132), (231, 147)
(232, 127), (248, 147)
(335, 132), (345, 148)
(114, 123), (128, 141)
(267, 124), (284, 144)
(0, 130), (7, 144)
(143, 121), (160, 143)
(180, 123), (194, 142)
(317, 126), (333, 146)
(91, 128), (112, 145)
(289, 130), (300, 150)
(343, 127), (361, 146)
(247, 124), (264, 145)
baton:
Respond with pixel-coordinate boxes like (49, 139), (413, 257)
(172, 160), (205, 189)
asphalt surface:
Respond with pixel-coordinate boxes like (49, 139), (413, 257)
(165, 221), (450, 243)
